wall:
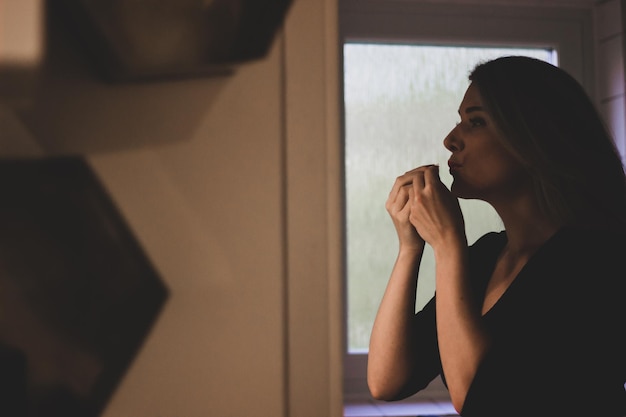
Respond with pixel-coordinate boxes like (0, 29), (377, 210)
(94, 0), (343, 415)
(595, 0), (626, 159)
(90, 51), (287, 416)
(13, 0), (343, 415)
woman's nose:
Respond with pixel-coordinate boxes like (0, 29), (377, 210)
(443, 126), (463, 152)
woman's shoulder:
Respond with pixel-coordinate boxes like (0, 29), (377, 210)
(469, 230), (507, 253)
(469, 226), (626, 274)
(471, 226), (626, 252)
(546, 226), (626, 291)
(467, 230), (507, 274)
(553, 226), (626, 253)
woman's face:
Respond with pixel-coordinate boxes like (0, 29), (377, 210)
(444, 83), (529, 203)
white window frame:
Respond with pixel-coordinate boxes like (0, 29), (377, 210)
(340, 0), (594, 399)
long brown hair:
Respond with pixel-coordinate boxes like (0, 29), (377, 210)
(470, 56), (626, 231)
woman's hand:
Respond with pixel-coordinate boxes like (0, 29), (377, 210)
(407, 165), (466, 252)
(386, 169), (426, 252)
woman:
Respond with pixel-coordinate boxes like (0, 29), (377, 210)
(367, 56), (626, 416)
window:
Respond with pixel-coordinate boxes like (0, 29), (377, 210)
(340, 0), (593, 399)
(345, 44), (555, 353)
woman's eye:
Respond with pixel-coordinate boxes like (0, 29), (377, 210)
(469, 117), (486, 127)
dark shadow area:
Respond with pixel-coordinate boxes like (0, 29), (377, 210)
(0, 156), (168, 417)
(49, 0), (294, 82)
(14, 1), (227, 156)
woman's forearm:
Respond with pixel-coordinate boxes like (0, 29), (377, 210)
(434, 241), (490, 413)
(367, 247), (423, 400)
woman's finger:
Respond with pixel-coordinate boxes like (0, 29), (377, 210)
(404, 164), (437, 175)
(388, 177), (407, 202)
(387, 164), (436, 214)
(386, 181), (409, 214)
(423, 165), (441, 187)
(411, 170), (426, 191)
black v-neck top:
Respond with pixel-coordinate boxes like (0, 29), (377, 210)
(405, 227), (626, 416)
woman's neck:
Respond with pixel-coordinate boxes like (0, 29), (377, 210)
(490, 193), (561, 257)
(503, 221), (559, 258)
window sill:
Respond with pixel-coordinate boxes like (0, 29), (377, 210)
(344, 396), (457, 417)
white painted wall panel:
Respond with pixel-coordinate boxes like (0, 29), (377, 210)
(597, 34), (625, 97)
(596, 0), (622, 39)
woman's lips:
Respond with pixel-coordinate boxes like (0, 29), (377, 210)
(448, 160), (462, 172)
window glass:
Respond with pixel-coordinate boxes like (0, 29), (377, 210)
(344, 45), (555, 352)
